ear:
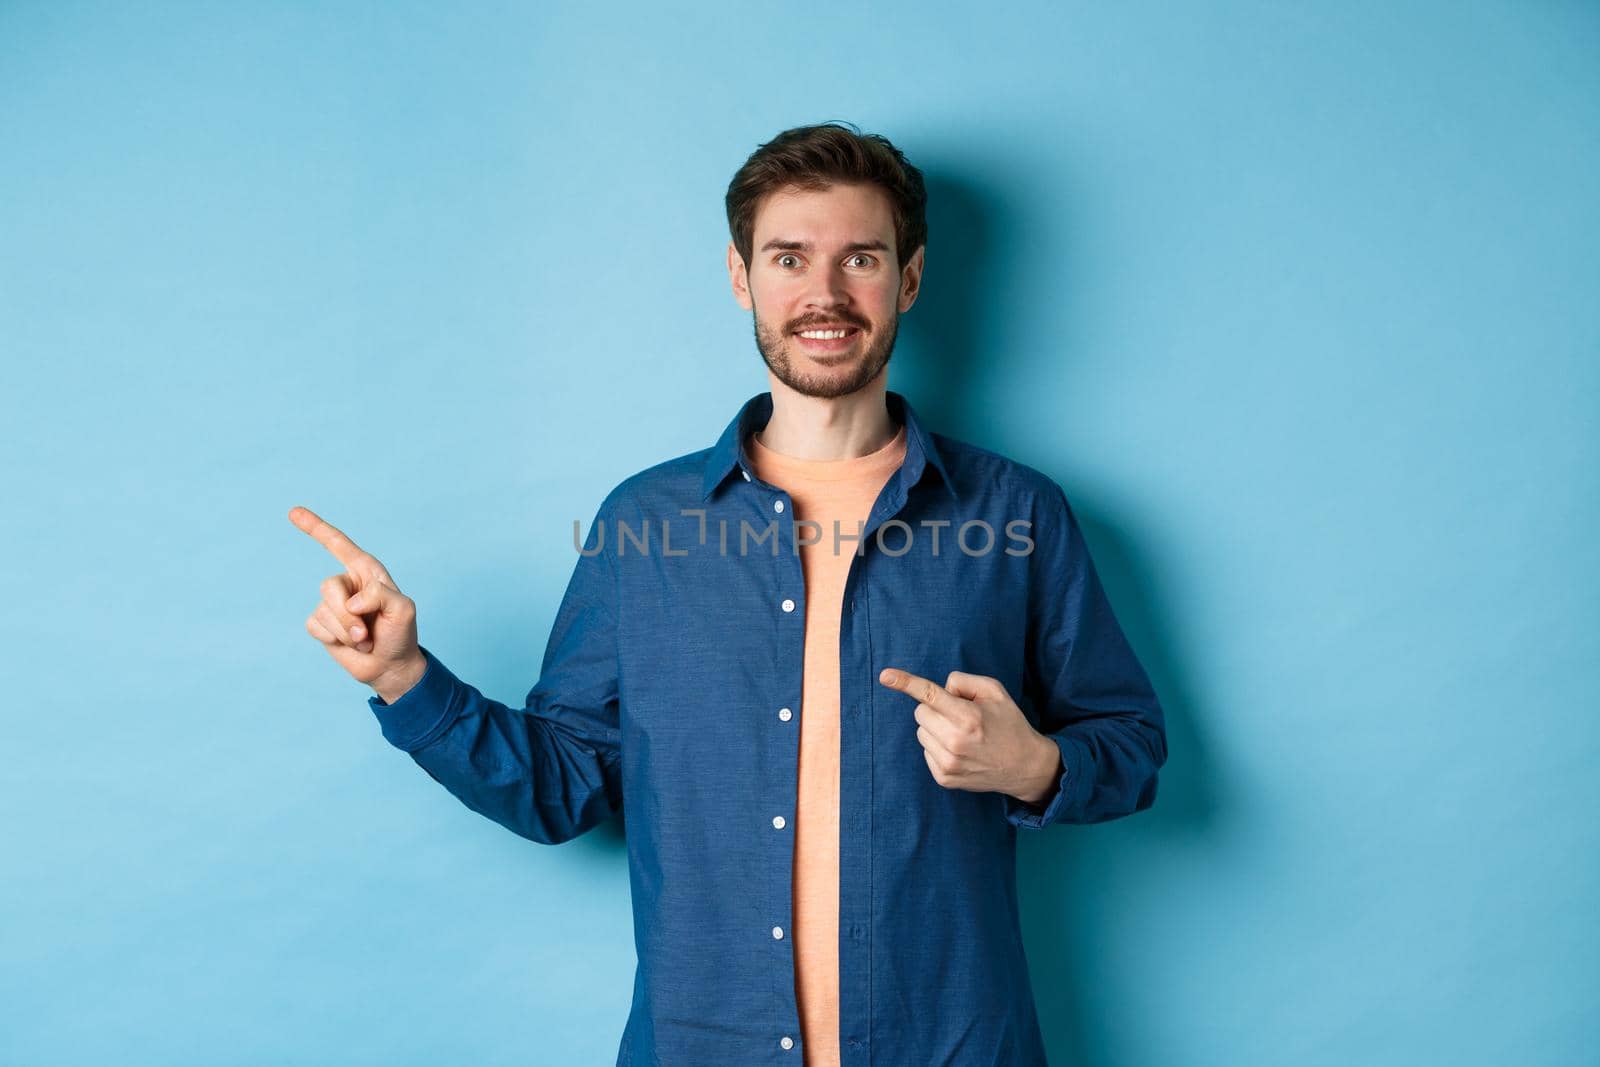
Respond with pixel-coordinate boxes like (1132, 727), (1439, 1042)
(728, 241), (753, 311)
(898, 244), (925, 313)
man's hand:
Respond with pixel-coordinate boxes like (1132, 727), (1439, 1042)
(289, 505), (425, 698)
(877, 667), (1063, 806)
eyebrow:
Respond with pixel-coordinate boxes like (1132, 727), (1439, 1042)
(758, 238), (892, 255)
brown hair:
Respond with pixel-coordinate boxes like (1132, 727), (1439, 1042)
(725, 121), (928, 273)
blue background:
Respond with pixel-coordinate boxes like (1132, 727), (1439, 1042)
(3, 2), (1595, 1064)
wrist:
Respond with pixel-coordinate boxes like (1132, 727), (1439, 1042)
(1014, 732), (1064, 806)
(372, 652), (428, 705)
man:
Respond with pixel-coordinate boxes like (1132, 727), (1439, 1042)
(291, 121), (1165, 1066)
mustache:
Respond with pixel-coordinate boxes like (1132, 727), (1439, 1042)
(787, 317), (868, 332)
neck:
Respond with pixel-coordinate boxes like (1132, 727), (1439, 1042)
(756, 376), (897, 460)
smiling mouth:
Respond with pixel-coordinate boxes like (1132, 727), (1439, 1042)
(791, 326), (863, 352)
(793, 326), (861, 340)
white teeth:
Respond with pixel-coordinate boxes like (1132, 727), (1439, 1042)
(798, 329), (852, 339)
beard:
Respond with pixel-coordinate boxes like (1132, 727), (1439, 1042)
(751, 301), (899, 400)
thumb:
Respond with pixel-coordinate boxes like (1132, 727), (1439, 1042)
(346, 579), (390, 615)
(942, 670), (995, 702)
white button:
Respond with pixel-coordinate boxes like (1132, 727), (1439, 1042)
(780, 1036), (794, 1050)
(778, 707), (792, 721)
(781, 598), (795, 612)
(773, 499), (784, 513)
(772, 926), (784, 939)
(772, 815), (785, 829)
(741, 469), (751, 481)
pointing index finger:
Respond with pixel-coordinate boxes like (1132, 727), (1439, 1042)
(288, 505), (368, 569)
(878, 667), (963, 714)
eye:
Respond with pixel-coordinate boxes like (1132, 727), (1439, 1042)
(846, 253), (877, 268)
(776, 253), (802, 269)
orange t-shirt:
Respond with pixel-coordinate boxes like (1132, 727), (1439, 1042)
(748, 420), (908, 1067)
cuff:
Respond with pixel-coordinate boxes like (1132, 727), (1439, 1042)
(367, 645), (464, 752)
(1000, 732), (1088, 830)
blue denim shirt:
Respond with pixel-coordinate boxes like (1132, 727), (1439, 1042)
(368, 389), (1166, 1066)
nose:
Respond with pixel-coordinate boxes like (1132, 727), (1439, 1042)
(801, 259), (854, 315)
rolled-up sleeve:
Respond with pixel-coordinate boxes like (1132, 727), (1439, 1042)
(368, 497), (623, 845)
(1001, 484), (1166, 829)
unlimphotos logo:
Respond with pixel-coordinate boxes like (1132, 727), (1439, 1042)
(572, 510), (1036, 558)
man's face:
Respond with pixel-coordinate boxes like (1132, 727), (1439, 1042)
(729, 182), (924, 400)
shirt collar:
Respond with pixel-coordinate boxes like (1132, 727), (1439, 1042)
(701, 389), (959, 505)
